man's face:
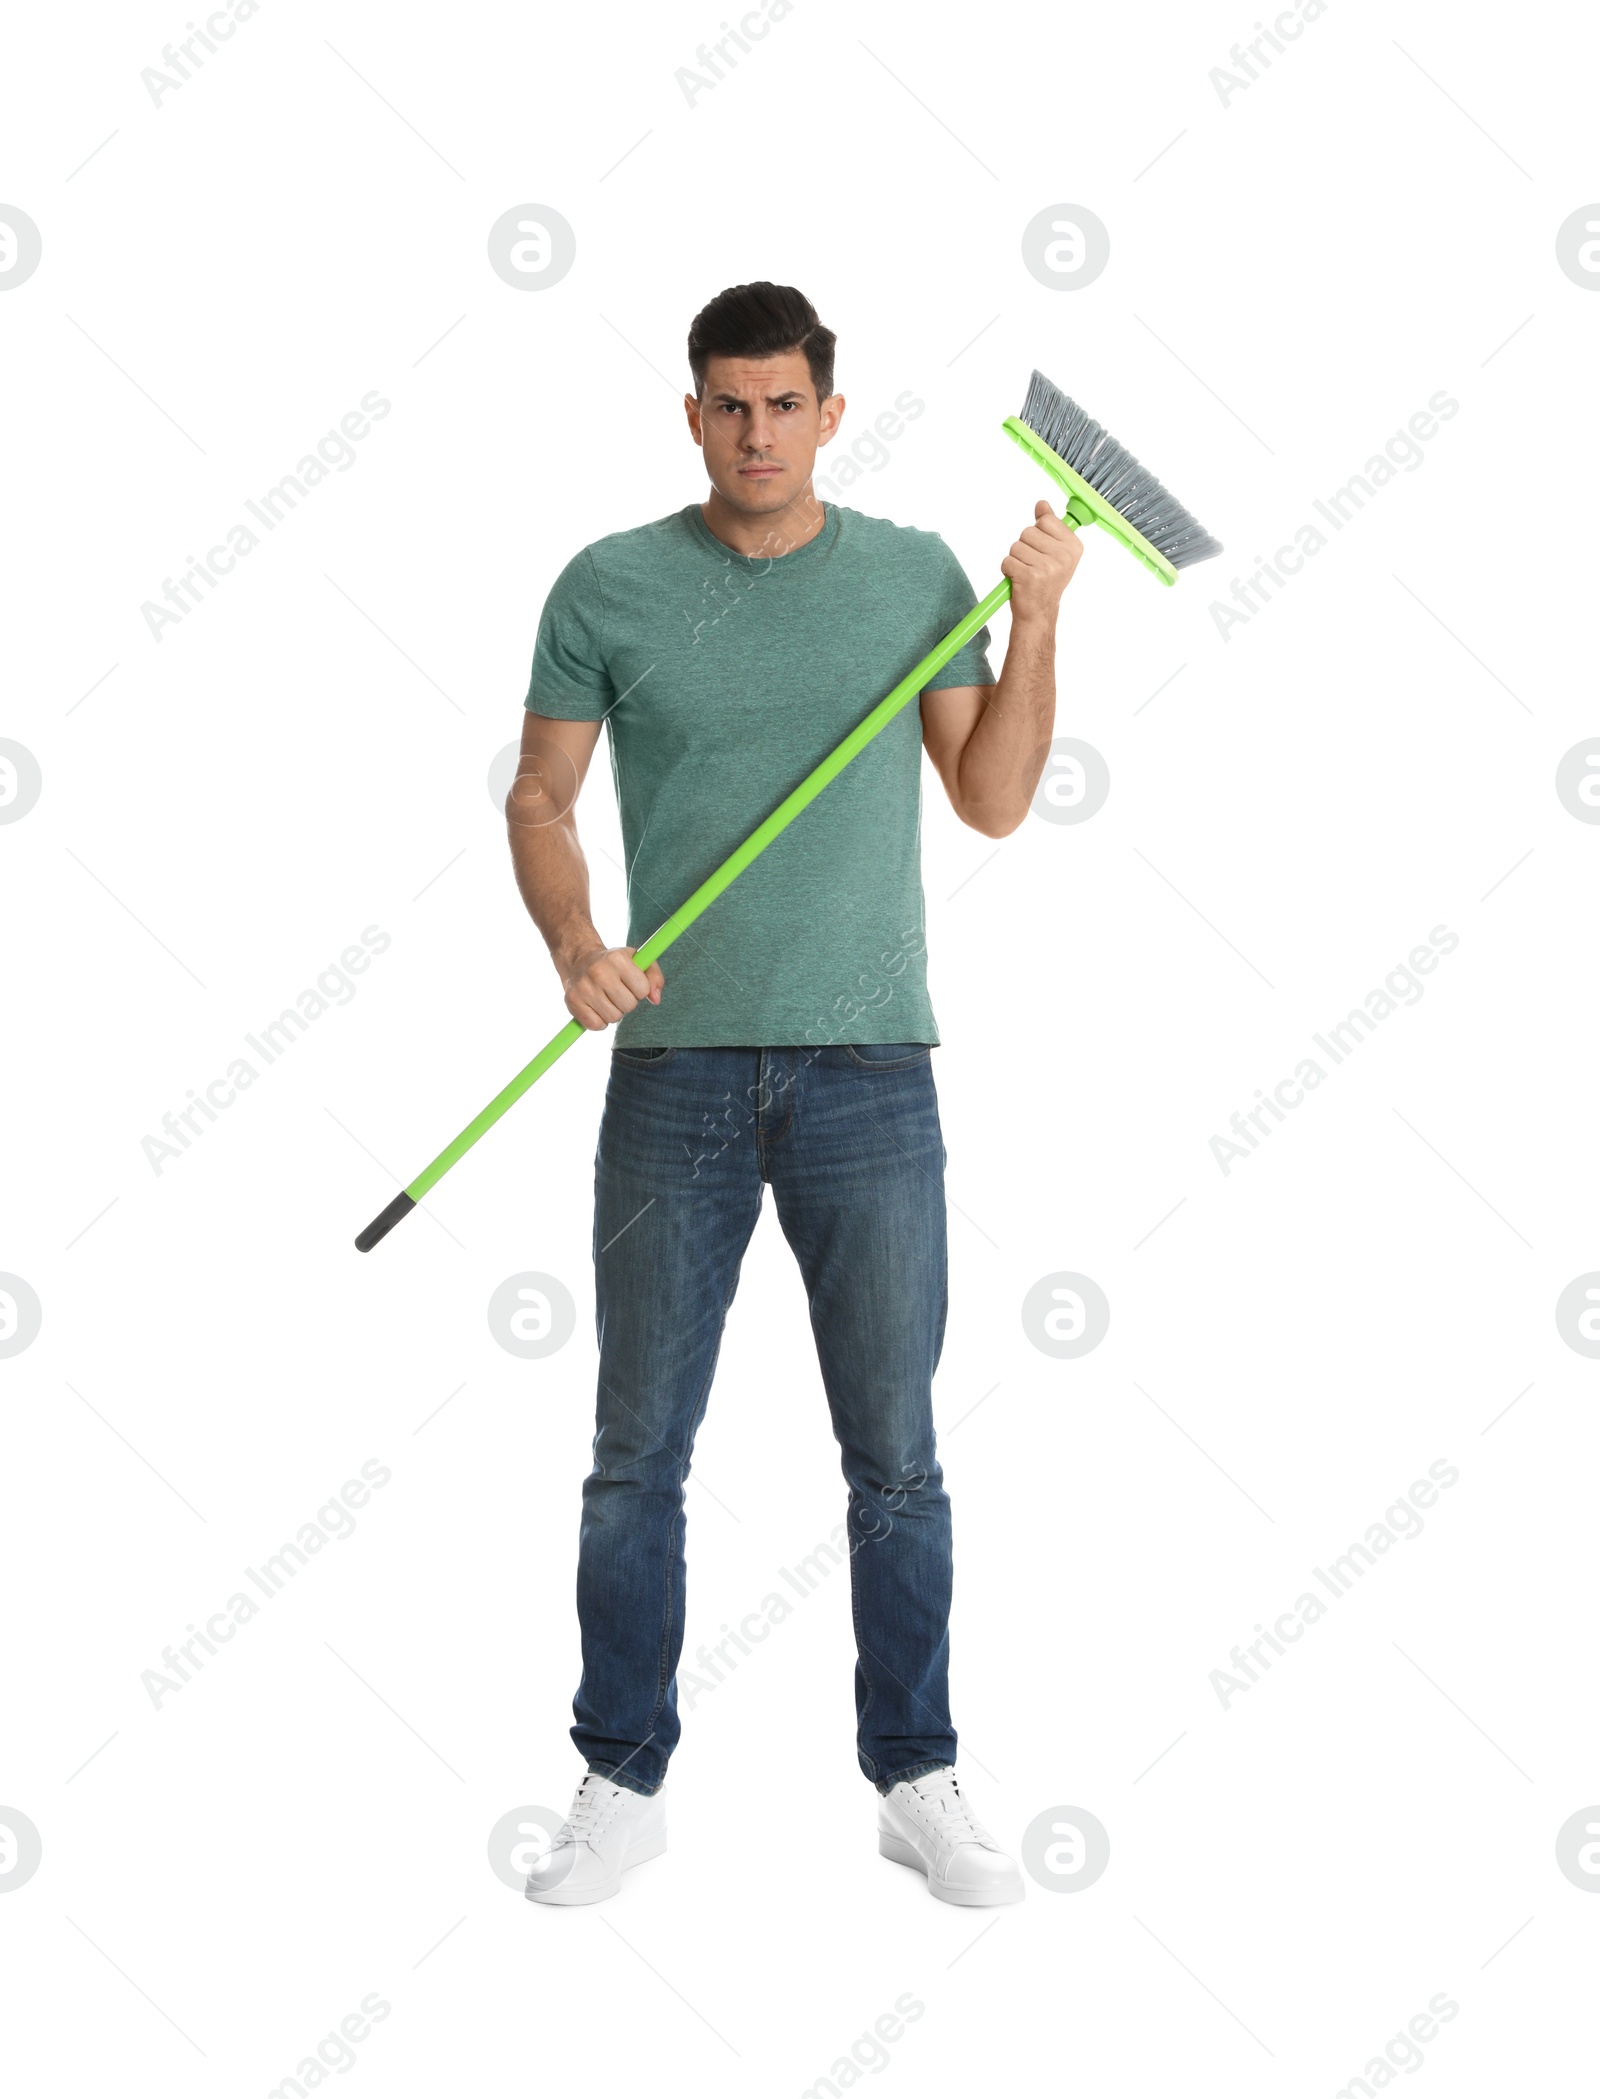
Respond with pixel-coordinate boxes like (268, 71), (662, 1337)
(685, 350), (844, 518)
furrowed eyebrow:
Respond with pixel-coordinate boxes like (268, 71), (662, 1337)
(708, 390), (806, 405)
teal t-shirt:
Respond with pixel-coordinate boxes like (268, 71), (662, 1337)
(525, 502), (994, 1048)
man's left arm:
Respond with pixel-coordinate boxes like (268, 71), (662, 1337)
(920, 500), (1083, 838)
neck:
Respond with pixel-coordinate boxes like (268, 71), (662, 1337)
(700, 483), (826, 559)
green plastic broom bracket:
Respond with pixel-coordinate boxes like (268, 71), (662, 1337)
(1001, 416), (1177, 586)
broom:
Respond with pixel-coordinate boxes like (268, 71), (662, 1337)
(354, 371), (1221, 1249)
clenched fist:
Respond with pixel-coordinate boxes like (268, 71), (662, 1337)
(1001, 500), (1083, 627)
(562, 945), (665, 1031)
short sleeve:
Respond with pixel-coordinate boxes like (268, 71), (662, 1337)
(525, 548), (616, 719)
(921, 535), (996, 692)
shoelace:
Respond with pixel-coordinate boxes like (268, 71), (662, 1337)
(557, 1778), (619, 1847)
(909, 1772), (996, 1849)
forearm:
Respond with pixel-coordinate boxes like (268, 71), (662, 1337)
(507, 713), (661, 1029)
(507, 815), (605, 980)
(955, 613), (1058, 835)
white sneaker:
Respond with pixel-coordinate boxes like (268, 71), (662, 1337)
(524, 1773), (667, 1906)
(877, 1767), (1024, 1906)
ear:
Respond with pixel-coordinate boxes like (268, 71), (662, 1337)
(683, 392), (704, 446)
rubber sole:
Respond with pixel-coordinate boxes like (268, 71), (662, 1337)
(878, 1829), (1025, 1906)
(525, 1829), (667, 1907)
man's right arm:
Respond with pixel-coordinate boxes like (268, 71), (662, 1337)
(507, 710), (664, 1030)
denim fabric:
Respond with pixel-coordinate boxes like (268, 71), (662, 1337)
(572, 1044), (955, 1794)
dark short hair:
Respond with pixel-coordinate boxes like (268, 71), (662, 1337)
(687, 281), (836, 402)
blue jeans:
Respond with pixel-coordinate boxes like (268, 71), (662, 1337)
(572, 1043), (955, 1796)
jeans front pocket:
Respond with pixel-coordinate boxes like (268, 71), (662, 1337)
(842, 1042), (932, 1072)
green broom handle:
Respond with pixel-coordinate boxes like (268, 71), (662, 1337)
(354, 576), (1012, 1249)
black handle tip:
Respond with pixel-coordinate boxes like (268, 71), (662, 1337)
(355, 1190), (416, 1252)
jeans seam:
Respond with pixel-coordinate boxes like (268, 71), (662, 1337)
(849, 1509), (880, 1779)
(639, 1251), (748, 1743)
(755, 1049), (792, 1166)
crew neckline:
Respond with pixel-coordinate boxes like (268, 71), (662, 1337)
(683, 499), (841, 572)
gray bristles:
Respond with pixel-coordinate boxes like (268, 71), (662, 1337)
(1020, 369), (1223, 570)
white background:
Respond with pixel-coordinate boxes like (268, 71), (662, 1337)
(4, 0), (1599, 2091)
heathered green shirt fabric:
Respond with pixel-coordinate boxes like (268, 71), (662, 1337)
(525, 502), (995, 1049)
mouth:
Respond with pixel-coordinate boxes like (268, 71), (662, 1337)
(738, 464), (784, 478)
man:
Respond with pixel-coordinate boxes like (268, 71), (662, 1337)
(510, 283), (1080, 1906)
